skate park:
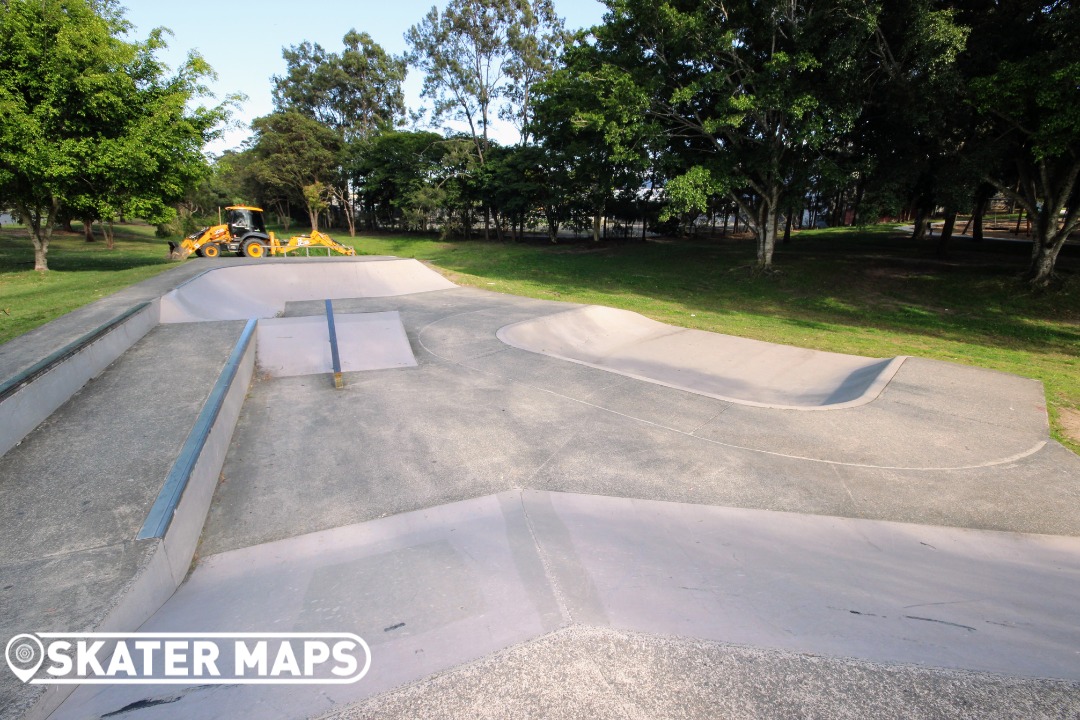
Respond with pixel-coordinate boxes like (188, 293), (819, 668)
(1, 256), (1078, 719)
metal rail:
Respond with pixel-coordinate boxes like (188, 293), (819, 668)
(325, 299), (344, 389)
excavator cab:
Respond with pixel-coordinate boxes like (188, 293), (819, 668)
(226, 207), (267, 238)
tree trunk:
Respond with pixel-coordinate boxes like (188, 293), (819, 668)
(308, 206), (319, 233)
(936, 209), (956, 258)
(739, 192), (780, 271)
(592, 213), (601, 243)
(782, 208), (793, 244)
(546, 208), (559, 243)
(33, 237), (48, 271)
(911, 207), (928, 241)
(757, 204), (778, 270)
(19, 200), (59, 272)
(973, 198), (986, 242)
(83, 218), (96, 242)
(1025, 205), (1074, 287)
(103, 221), (116, 250)
(343, 200), (356, 238)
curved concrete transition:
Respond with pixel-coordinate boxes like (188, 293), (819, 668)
(497, 305), (907, 409)
(160, 258), (457, 323)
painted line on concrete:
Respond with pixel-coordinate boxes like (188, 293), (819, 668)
(138, 318), (258, 540)
(416, 310), (1048, 472)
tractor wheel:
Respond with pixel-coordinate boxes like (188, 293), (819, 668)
(242, 238), (267, 258)
(202, 243), (221, 258)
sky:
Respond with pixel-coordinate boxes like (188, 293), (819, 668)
(121, 0), (608, 154)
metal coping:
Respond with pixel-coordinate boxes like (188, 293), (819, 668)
(0, 302), (152, 404)
(137, 318), (258, 541)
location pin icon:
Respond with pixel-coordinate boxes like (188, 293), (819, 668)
(6, 634), (45, 683)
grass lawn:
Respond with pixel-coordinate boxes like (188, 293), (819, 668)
(0, 222), (176, 342)
(1, 220), (1077, 452)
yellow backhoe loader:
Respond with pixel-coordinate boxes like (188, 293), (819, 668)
(168, 206), (356, 260)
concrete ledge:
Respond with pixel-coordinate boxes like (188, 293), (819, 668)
(0, 301), (159, 457)
(139, 318), (257, 541)
(22, 320), (257, 720)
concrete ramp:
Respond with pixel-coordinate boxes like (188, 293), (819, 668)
(256, 312), (417, 379)
(497, 305), (905, 409)
(160, 259), (457, 323)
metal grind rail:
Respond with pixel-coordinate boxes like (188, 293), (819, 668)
(326, 299), (344, 389)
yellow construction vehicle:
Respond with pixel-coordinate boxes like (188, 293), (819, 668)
(168, 206), (356, 260)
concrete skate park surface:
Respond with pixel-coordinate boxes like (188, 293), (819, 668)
(1, 256), (1077, 719)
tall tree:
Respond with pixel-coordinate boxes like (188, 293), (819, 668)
(962, 0), (1080, 287)
(406, 0), (564, 238)
(249, 112), (341, 232)
(272, 30), (406, 141)
(272, 30), (405, 236)
(843, 2), (969, 237)
(533, 33), (655, 241)
(0, 0), (225, 270)
(589, 0), (874, 270)
(503, 0), (565, 145)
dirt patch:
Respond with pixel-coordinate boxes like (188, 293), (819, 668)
(1059, 406), (1080, 445)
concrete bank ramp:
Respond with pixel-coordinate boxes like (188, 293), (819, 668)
(160, 259), (457, 323)
(498, 305), (905, 409)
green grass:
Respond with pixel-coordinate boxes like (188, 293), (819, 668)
(2, 220), (1077, 452)
(0, 221), (177, 342)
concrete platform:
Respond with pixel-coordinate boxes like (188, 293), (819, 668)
(51, 490), (1080, 717)
(1, 256), (1077, 719)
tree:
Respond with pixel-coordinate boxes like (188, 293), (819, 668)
(847, 1), (970, 245)
(0, 0), (227, 269)
(352, 130), (446, 230)
(406, 0), (564, 238)
(273, 30), (406, 141)
(503, 0), (565, 145)
(589, 0), (874, 270)
(249, 112), (341, 232)
(962, 0), (1080, 287)
(272, 30), (406, 236)
(532, 33), (655, 242)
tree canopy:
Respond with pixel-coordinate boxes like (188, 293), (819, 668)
(0, 0), (229, 269)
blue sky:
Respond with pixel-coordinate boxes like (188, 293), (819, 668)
(121, 0), (607, 153)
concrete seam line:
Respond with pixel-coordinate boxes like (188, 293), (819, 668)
(0, 301), (151, 402)
(137, 318), (258, 540)
(416, 311), (1048, 472)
